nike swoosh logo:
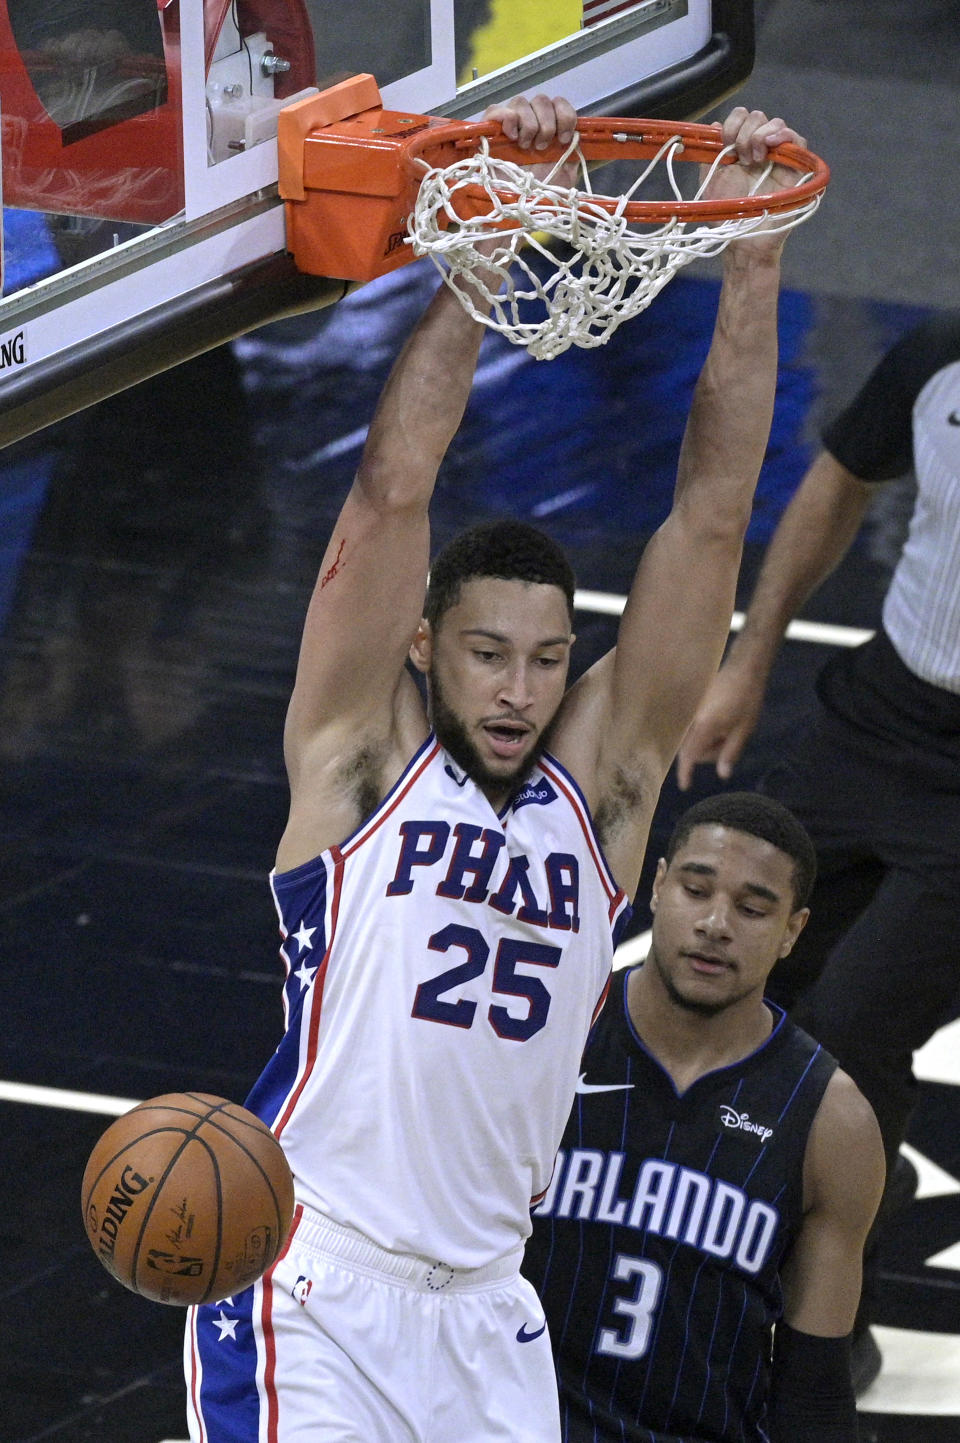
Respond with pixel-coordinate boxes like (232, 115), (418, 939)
(576, 1073), (635, 1094)
(516, 1322), (547, 1343)
(949, 411), (960, 426)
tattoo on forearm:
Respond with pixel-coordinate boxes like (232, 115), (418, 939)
(320, 538), (347, 590)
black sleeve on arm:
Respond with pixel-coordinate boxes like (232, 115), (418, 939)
(768, 1323), (858, 1443)
(823, 313), (960, 482)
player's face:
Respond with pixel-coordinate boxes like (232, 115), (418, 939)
(647, 825), (808, 1017)
(411, 577), (573, 801)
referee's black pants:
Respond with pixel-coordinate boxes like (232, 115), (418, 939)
(759, 649), (960, 1194)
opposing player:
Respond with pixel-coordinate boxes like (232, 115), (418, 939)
(185, 97), (809, 1442)
(525, 792), (885, 1443)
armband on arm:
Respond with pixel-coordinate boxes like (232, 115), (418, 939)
(769, 1323), (858, 1443)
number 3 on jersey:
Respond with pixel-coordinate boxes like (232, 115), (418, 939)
(412, 923), (561, 1041)
(597, 1255), (664, 1360)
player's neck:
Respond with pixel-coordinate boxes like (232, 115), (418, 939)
(626, 963), (774, 1095)
(478, 777), (516, 812)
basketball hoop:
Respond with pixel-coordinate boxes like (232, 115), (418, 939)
(404, 117), (829, 360)
(278, 85), (830, 360)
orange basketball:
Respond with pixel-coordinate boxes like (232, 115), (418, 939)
(81, 1092), (294, 1307)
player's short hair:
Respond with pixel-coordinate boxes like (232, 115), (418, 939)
(424, 520), (576, 627)
(664, 791), (817, 910)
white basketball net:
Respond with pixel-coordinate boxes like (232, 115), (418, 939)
(408, 132), (821, 361)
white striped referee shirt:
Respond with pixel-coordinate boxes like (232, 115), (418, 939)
(883, 358), (960, 694)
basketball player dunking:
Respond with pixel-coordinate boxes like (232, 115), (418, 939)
(525, 792), (885, 1443)
(185, 98), (811, 1442)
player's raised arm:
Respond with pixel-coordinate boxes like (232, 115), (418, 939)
(283, 281), (487, 755)
(551, 109), (806, 898)
(279, 95), (579, 867)
(769, 1070), (885, 1442)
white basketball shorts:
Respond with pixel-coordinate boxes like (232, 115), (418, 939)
(185, 1205), (561, 1442)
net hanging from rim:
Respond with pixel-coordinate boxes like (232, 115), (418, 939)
(406, 121), (828, 361)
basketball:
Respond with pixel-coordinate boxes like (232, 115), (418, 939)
(81, 1092), (295, 1307)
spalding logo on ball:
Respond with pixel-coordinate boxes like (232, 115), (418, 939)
(81, 1092), (295, 1306)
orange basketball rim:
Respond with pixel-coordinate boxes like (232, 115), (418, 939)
(277, 75), (830, 286)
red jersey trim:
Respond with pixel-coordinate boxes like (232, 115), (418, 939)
(340, 739), (441, 860)
(186, 1308), (207, 1443)
(263, 1203), (303, 1443)
(538, 756), (629, 922)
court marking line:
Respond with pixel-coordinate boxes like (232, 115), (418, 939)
(574, 591), (874, 648)
(0, 1079), (141, 1115)
(858, 1325), (960, 1415)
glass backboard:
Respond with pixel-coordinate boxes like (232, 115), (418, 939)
(0, 0), (753, 446)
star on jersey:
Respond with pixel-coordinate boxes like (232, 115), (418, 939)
(292, 921), (316, 952)
(294, 960), (317, 991)
(212, 1310), (238, 1341)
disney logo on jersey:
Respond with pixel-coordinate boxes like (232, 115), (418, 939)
(511, 777), (558, 812)
(719, 1106), (774, 1143)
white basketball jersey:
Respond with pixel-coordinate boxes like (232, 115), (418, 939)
(247, 734), (631, 1268)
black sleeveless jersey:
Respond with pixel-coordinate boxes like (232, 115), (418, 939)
(522, 965), (838, 1443)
